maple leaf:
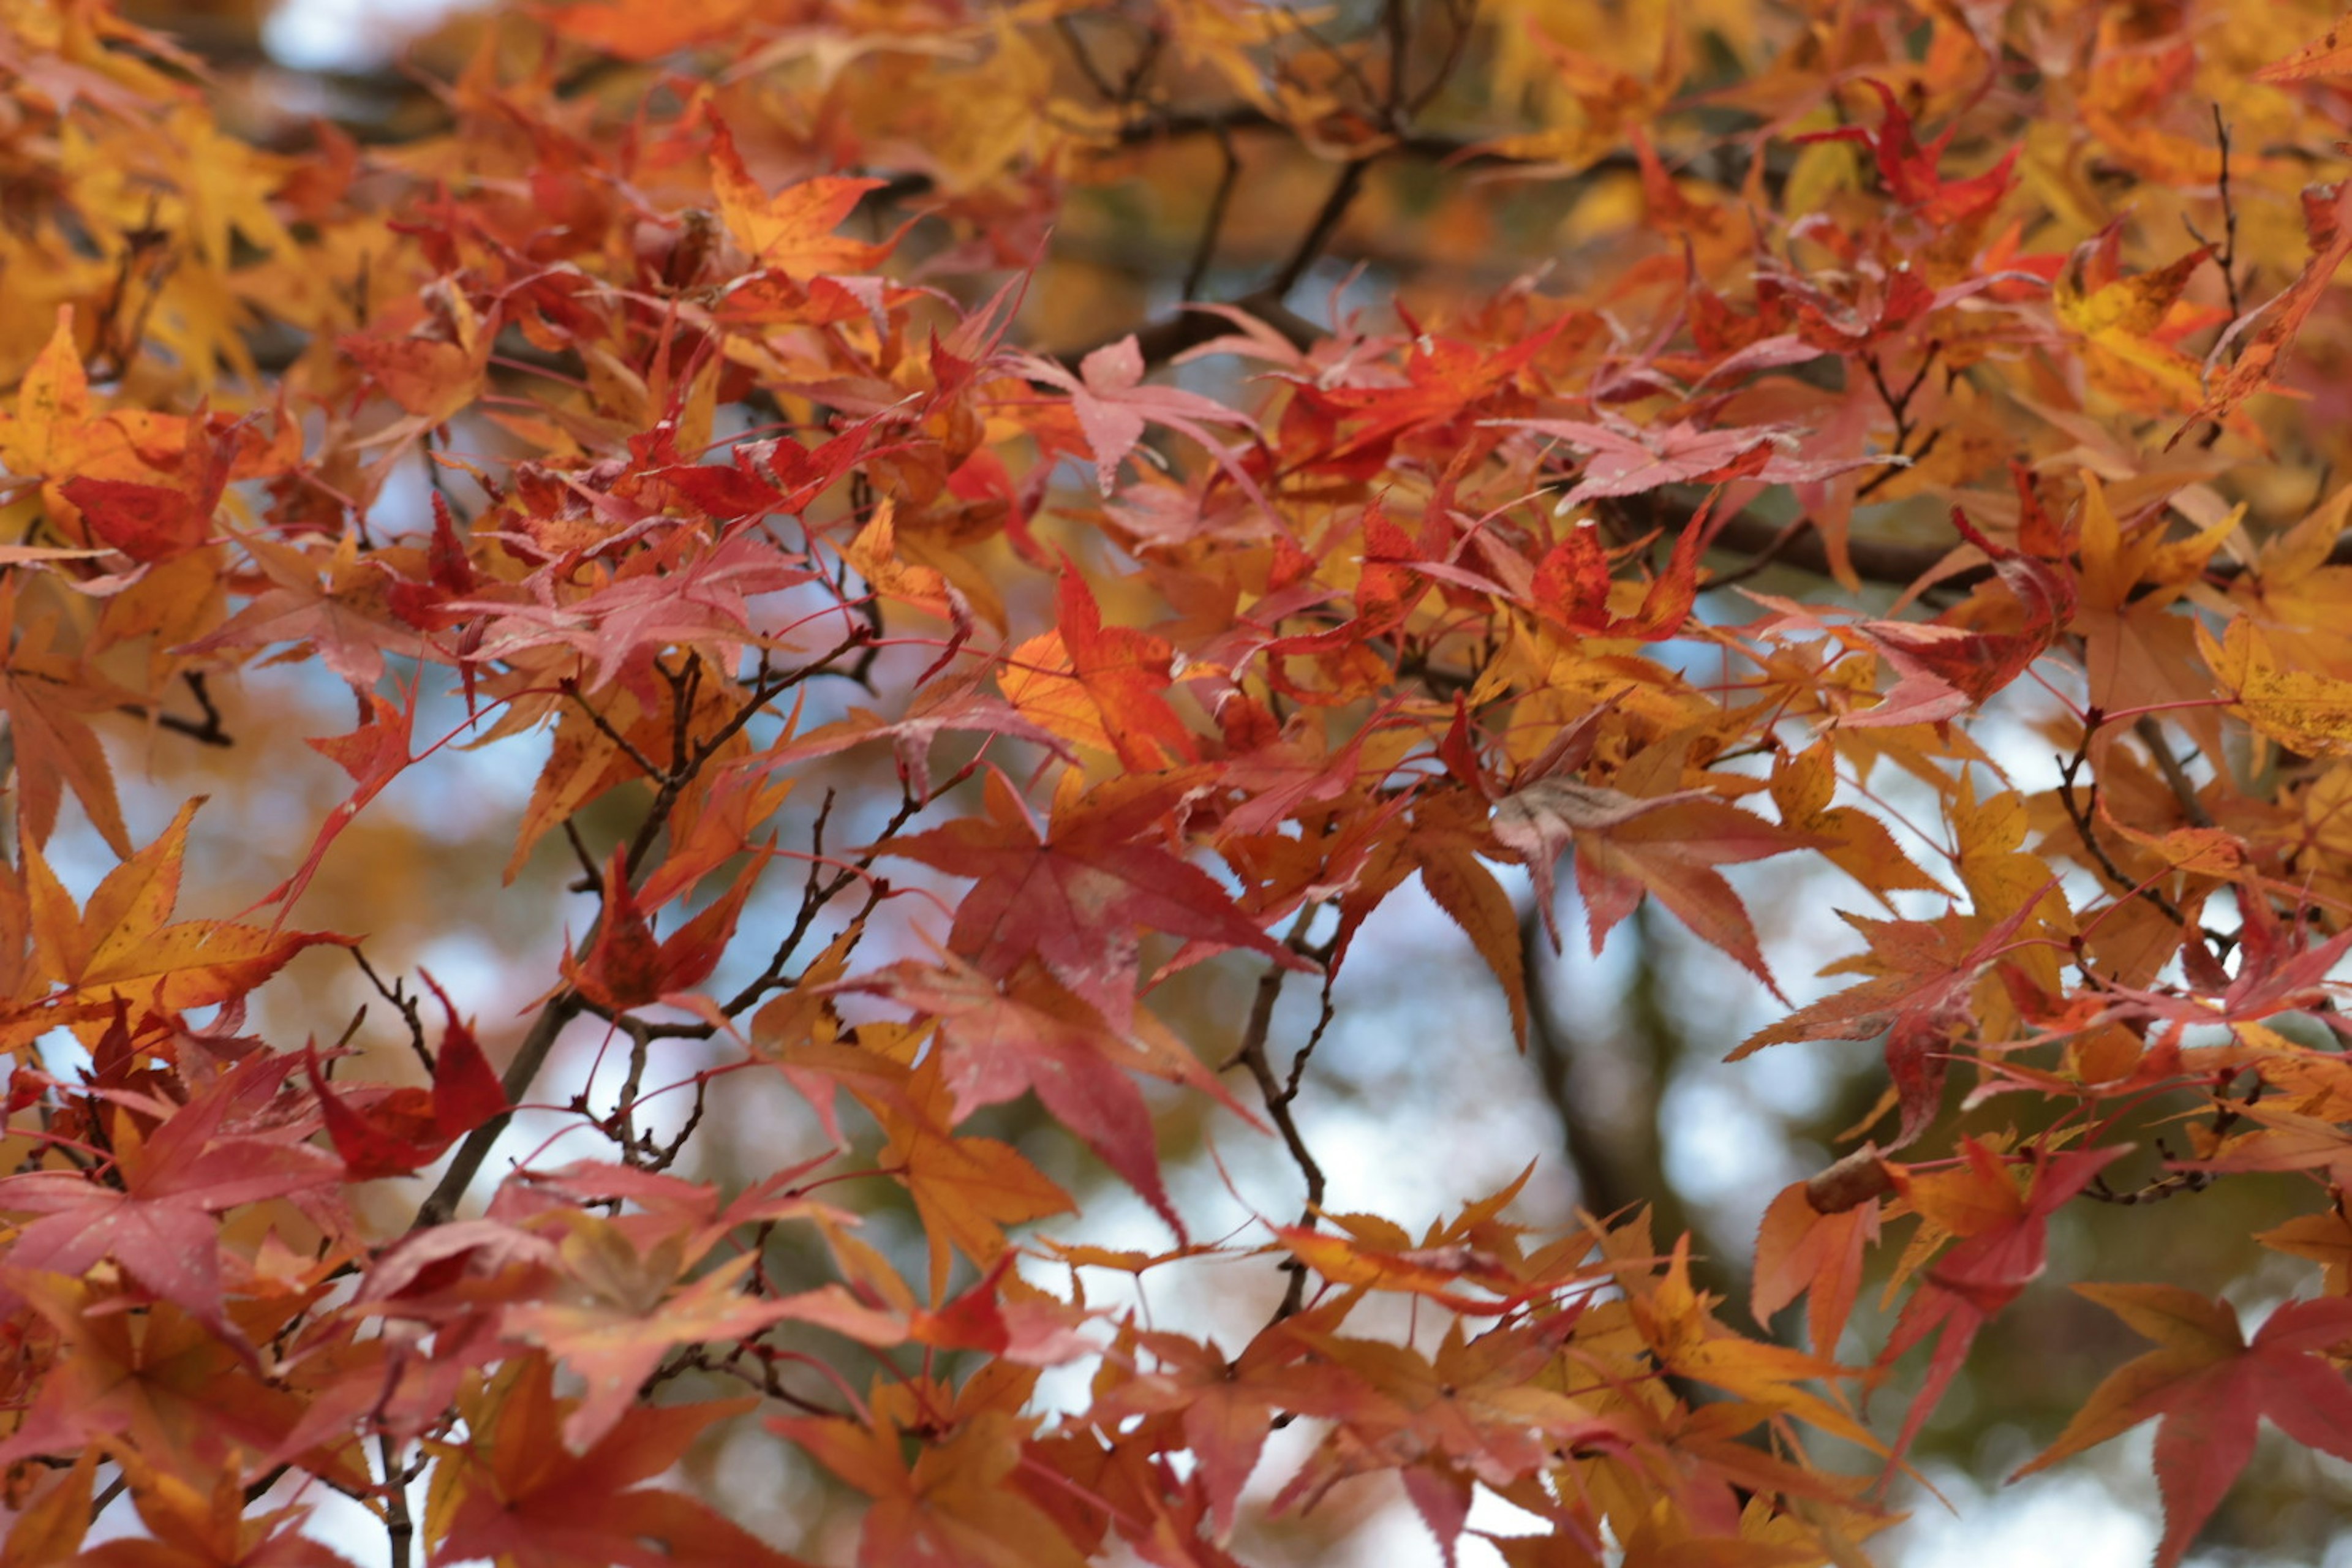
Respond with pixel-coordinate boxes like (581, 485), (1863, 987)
(263, 684), (417, 916)
(176, 530), (434, 690)
(1501, 413), (1890, 503)
(2174, 181), (2352, 440)
(63, 1459), (361, 1567)
(1794, 80), (2017, 224)
(2258, 13), (2352, 81)
(0, 1449), (93, 1566)
(1730, 887), (2051, 1149)
(1270, 1313), (1616, 1511)
(1012, 336), (1261, 499)
(2054, 227), (2220, 418)
(1751, 1174), (1880, 1357)
(1270, 1223), (1540, 1315)
(562, 845), (762, 1012)
(0, 1278), (324, 1490)
(1090, 1319), (1328, 1542)
(306, 976), (507, 1180)
(1767, 742), (1943, 906)
(1874, 1141), (2124, 1473)
(1528, 503), (1714, 643)
(502, 1215), (798, 1450)
(854, 955), (1253, 1235)
(778, 1406), (1087, 1568)
(2198, 615), (2352, 758)
(1397, 791), (1531, 1047)
(0, 578), (134, 856)
(1744, 515), (2074, 731)
(0, 1053), (341, 1346)
(1000, 568), (1199, 771)
(432, 1358), (809, 1568)
(760, 677), (1067, 804)
(535, 0), (756, 59)
(880, 769), (1314, 1031)
(455, 523), (815, 693)
(1490, 776), (1817, 1000)
(1303, 318), (1566, 465)
(22, 799), (351, 1020)
(2015, 1287), (2352, 1568)
(707, 118), (888, 279)
(1842, 545), (2075, 728)
(1630, 1236), (1881, 1452)
(764, 1028), (1077, 1295)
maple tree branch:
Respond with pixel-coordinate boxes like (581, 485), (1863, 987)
(608, 1017), (657, 1160)
(412, 992), (586, 1229)
(1052, 15), (1123, 103)
(2054, 742), (2186, 929)
(118, 673), (232, 747)
(2084, 1085), (2251, 1205)
(1230, 917), (1333, 1322)
(351, 949), (434, 1075)
(1701, 515), (1816, 590)
(1404, 0), (1477, 118)
(88, 1471), (127, 1526)
(1182, 126), (1242, 301)
(379, 1434), (414, 1568)
(1268, 157), (1371, 299)
(1620, 489), (1993, 594)
(2136, 715), (2215, 827)
(1519, 905), (1632, 1226)
(560, 817), (603, 892)
(1107, 285), (1322, 369)
(559, 631), (869, 891)
(645, 1072), (709, 1172)
(1380, 0), (1412, 116)
(2184, 105), (2243, 325)
(560, 678), (669, 786)
(1518, 903), (1740, 1305)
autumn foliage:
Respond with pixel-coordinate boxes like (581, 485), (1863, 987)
(15, 0), (2352, 1561)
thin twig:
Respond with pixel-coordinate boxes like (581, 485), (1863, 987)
(2055, 743), (2185, 927)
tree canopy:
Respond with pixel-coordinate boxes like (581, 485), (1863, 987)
(5, 0), (2352, 1562)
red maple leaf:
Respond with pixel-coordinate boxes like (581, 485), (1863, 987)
(262, 684), (419, 919)
(0, 1054), (342, 1347)
(563, 846), (763, 1012)
(1490, 777), (1819, 1000)
(1874, 1141), (2124, 1474)
(1794, 80), (2019, 225)
(1730, 886), (2052, 1149)
(307, 975), (508, 1180)
(880, 769), (1314, 1031)
(854, 955), (1253, 1235)
(2015, 1287), (2352, 1568)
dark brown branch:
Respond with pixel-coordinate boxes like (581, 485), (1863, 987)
(1183, 127), (1243, 301)
(118, 672), (233, 747)
(411, 991), (586, 1229)
(1268, 158), (1371, 299)
(1219, 913), (1338, 1324)
(380, 1434), (413, 1568)
(1234, 957), (1323, 1322)
(2136, 715), (2215, 828)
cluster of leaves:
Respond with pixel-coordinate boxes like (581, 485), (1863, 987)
(11, 0), (2352, 1562)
